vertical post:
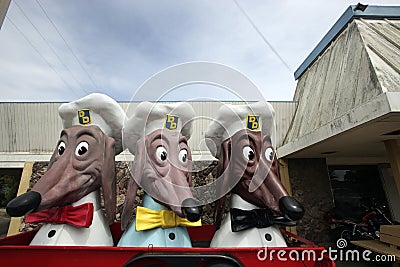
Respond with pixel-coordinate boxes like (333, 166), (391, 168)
(279, 159), (297, 234)
(7, 162), (34, 236)
(384, 139), (400, 194)
(279, 158), (293, 195)
(0, 0), (11, 30)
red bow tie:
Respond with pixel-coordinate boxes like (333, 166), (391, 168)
(25, 203), (94, 228)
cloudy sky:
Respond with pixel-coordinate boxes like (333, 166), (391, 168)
(0, 0), (399, 102)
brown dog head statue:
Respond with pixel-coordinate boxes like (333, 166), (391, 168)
(206, 102), (304, 228)
(7, 93), (125, 225)
(121, 102), (202, 230)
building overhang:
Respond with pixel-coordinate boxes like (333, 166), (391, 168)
(277, 92), (400, 162)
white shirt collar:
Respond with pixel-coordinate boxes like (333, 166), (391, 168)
(230, 194), (259, 210)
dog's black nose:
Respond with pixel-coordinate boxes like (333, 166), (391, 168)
(6, 191), (41, 217)
(181, 198), (203, 222)
(279, 196), (304, 221)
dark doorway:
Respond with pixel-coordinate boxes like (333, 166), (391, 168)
(328, 165), (388, 219)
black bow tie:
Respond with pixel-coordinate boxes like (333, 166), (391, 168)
(230, 208), (297, 232)
(230, 208), (274, 232)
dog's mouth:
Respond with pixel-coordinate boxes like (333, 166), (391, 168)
(234, 175), (305, 221)
(32, 172), (100, 212)
(236, 177), (253, 194)
(69, 174), (97, 199)
(142, 175), (201, 221)
(81, 174), (96, 189)
(233, 176), (279, 212)
(242, 178), (251, 188)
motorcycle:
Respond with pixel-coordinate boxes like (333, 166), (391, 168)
(327, 200), (393, 243)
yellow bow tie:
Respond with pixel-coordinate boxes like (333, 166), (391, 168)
(135, 206), (202, 231)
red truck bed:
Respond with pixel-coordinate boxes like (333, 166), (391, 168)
(0, 223), (335, 267)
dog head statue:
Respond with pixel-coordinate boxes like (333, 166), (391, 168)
(7, 93), (125, 225)
(121, 102), (202, 230)
(206, 101), (304, 228)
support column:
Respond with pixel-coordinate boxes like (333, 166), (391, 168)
(279, 159), (293, 195)
(7, 162), (33, 236)
(384, 140), (400, 194)
(279, 159), (297, 234)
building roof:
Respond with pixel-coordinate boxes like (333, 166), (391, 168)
(279, 6), (400, 164)
(294, 4), (400, 80)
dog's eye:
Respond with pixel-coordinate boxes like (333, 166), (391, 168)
(265, 147), (274, 162)
(58, 142), (66, 156)
(75, 141), (89, 156)
(179, 149), (188, 163)
(156, 146), (167, 162)
(243, 146), (255, 161)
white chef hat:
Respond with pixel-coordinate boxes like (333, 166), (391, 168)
(123, 101), (195, 155)
(205, 101), (276, 158)
(58, 93), (126, 154)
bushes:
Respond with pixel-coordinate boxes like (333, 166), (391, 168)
(0, 175), (19, 207)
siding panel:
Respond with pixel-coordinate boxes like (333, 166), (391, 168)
(0, 101), (297, 156)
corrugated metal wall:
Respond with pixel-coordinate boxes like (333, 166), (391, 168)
(0, 103), (63, 153)
(0, 101), (297, 156)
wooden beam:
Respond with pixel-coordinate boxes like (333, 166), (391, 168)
(279, 159), (297, 235)
(351, 240), (400, 262)
(384, 140), (400, 194)
(7, 162), (34, 236)
(0, 0), (11, 30)
(279, 159), (293, 195)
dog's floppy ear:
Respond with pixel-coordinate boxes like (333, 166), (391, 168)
(121, 138), (145, 230)
(101, 135), (117, 225)
(214, 139), (231, 229)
